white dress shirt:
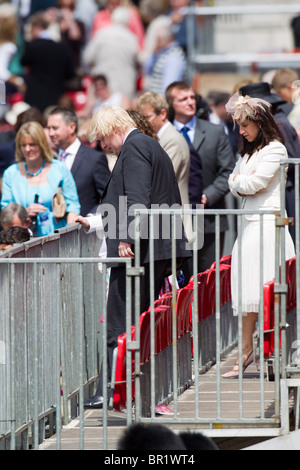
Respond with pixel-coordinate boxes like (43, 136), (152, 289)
(58, 138), (81, 171)
(173, 116), (196, 143)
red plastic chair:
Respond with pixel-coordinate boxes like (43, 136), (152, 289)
(220, 254), (232, 266)
(113, 326), (135, 411)
(140, 306), (168, 363)
(206, 269), (216, 318)
(140, 311), (151, 365)
(263, 280), (275, 357)
(176, 285), (194, 338)
(196, 270), (209, 322)
(153, 305), (169, 354)
(210, 254), (232, 270)
(219, 264), (231, 305)
(160, 292), (173, 308)
(287, 256), (296, 311)
(263, 257), (296, 358)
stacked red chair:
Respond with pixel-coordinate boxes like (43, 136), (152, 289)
(112, 253), (239, 412)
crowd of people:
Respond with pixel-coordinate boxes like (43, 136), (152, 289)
(0, 0), (299, 414)
(0, 0), (200, 230)
(0, 0), (198, 115)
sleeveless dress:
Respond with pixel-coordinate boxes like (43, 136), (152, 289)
(228, 141), (295, 315)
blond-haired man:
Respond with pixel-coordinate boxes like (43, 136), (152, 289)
(82, 105), (190, 408)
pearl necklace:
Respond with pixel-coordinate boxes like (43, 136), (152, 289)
(24, 160), (46, 177)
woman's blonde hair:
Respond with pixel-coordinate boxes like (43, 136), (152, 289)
(136, 91), (169, 114)
(0, 14), (18, 44)
(89, 105), (136, 141)
(15, 122), (54, 162)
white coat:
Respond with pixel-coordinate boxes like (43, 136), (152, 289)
(228, 140), (295, 315)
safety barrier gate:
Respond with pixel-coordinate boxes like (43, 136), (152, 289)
(1, 198), (299, 449)
(112, 204), (299, 441)
(0, 225), (109, 450)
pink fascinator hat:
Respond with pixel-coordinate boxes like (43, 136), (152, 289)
(225, 92), (271, 122)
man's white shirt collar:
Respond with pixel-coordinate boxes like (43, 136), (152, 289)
(173, 116), (196, 131)
(157, 121), (170, 138)
(123, 128), (137, 144)
(64, 137), (81, 155)
(173, 116), (196, 142)
(59, 138), (81, 170)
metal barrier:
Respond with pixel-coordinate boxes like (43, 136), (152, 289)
(0, 225), (111, 449)
(128, 206), (293, 436)
(279, 160), (300, 433)
(1, 166), (300, 448)
(126, 160), (299, 438)
(184, 3), (300, 79)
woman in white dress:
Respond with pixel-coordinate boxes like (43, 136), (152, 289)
(223, 93), (295, 378)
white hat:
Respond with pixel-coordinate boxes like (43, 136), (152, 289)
(5, 101), (31, 126)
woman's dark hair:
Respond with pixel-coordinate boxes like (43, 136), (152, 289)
(127, 109), (159, 141)
(239, 103), (284, 157)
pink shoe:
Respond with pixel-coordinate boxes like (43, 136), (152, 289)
(222, 351), (253, 378)
(222, 368), (239, 378)
(155, 405), (174, 415)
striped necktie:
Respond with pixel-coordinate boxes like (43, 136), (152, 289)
(59, 150), (69, 162)
(180, 126), (191, 143)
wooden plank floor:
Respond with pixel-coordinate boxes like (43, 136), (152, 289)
(173, 347), (277, 422)
(39, 348), (281, 450)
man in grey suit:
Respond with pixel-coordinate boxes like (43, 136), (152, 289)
(166, 81), (236, 273)
(47, 107), (110, 216)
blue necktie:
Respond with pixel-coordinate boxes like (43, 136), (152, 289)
(181, 126), (191, 143)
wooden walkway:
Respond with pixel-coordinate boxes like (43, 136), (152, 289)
(39, 348), (283, 450)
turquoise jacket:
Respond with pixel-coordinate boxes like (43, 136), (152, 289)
(1, 159), (81, 236)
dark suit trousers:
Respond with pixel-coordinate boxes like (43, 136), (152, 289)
(286, 187), (296, 245)
(197, 232), (225, 274)
(96, 258), (170, 397)
(180, 232), (225, 286)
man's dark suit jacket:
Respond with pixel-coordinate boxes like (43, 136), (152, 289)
(275, 107), (300, 243)
(192, 118), (236, 233)
(101, 129), (190, 266)
(0, 140), (15, 177)
(70, 144), (110, 216)
(21, 38), (75, 112)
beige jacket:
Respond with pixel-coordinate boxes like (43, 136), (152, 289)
(158, 122), (193, 242)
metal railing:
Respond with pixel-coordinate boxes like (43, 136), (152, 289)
(1, 161), (300, 448)
(0, 226), (108, 449)
(184, 3), (300, 76)
(130, 206), (293, 434)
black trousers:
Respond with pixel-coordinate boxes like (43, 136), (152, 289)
(96, 258), (171, 396)
(286, 187), (296, 245)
